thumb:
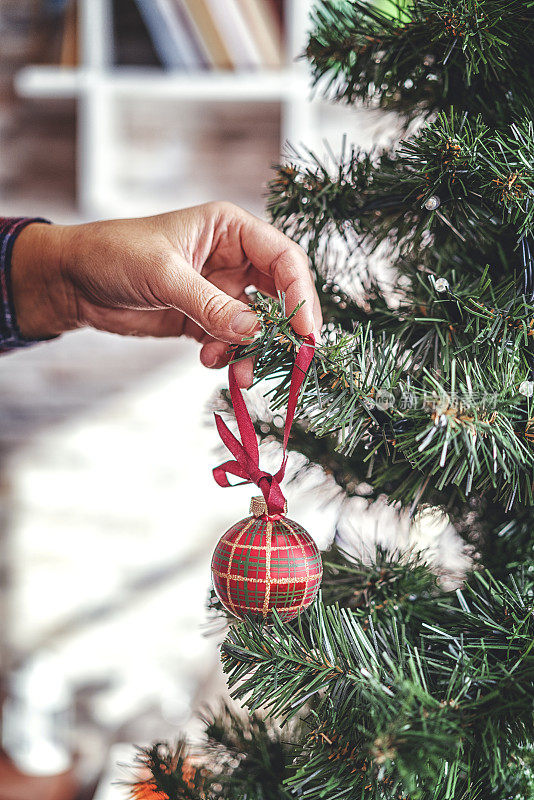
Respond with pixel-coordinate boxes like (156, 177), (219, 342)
(174, 270), (259, 343)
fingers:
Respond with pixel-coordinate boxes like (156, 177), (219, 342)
(166, 268), (259, 344)
(247, 267), (277, 299)
(80, 307), (186, 338)
(200, 340), (253, 388)
(250, 258), (322, 338)
(200, 338), (230, 369)
(199, 340), (253, 391)
(312, 290), (323, 339)
(176, 286), (256, 384)
(232, 357), (254, 388)
(219, 205), (320, 336)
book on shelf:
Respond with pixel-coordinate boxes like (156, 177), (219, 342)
(134, 0), (208, 70)
(150, 0), (285, 72)
(203, 0), (263, 70)
(178, 0), (234, 70)
(58, 0), (286, 73)
(114, 0), (161, 66)
(60, 0), (78, 67)
(266, 0), (285, 31)
(236, 0), (283, 68)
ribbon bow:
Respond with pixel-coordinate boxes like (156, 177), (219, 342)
(213, 335), (315, 516)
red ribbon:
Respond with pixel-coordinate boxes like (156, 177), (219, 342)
(213, 335), (315, 516)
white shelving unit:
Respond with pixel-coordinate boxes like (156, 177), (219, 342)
(15, 0), (316, 217)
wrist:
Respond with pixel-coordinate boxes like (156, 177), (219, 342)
(11, 222), (77, 339)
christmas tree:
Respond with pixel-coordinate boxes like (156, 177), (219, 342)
(129, 2), (534, 798)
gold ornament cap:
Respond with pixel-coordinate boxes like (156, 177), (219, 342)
(250, 495), (287, 517)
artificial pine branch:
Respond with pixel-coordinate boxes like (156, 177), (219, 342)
(126, 742), (207, 800)
(268, 113), (534, 261)
(222, 566), (534, 799)
(321, 544), (439, 616)
(126, 709), (297, 800)
(233, 294), (534, 508)
(307, 1), (534, 124)
(199, 705), (294, 800)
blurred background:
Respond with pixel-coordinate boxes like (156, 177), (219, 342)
(0, 2), (464, 799)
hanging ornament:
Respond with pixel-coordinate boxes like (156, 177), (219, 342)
(211, 336), (322, 622)
(211, 495), (322, 623)
(424, 195), (441, 211)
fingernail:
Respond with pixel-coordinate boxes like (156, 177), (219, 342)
(303, 306), (314, 330)
(231, 311), (259, 336)
(295, 303), (314, 334)
(201, 345), (221, 368)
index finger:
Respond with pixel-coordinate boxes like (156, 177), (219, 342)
(236, 209), (321, 337)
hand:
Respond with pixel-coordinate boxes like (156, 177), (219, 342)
(11, 202), (322, 386)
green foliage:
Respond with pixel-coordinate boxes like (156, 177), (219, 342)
(268, 113), (534, 260)
(200, 705), (294, 800)
(221, 566), (534, 799)
(131, 544), (534, 799)
(126, 741), (207, 799)
(321, 544), (439, 616)
(307, 1), (534, 124)
(232, 293), (534, 508)
(126, 709), (296, 800)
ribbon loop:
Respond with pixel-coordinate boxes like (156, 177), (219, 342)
(213, 334), (315, 516)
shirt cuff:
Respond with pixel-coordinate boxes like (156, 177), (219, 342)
(0, 217), (53, 351)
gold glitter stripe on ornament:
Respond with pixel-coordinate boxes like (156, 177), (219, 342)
(216, 540), (299, 553)
(262, 520), (273, 618)
(212, 568), (320, 585)
(285, 517), (310, 614)
(226, 517), (256, 618)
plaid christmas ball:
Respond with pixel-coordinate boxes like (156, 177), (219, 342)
(211, 497), (322, 622)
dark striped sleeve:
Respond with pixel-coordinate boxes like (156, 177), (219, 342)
(0, 217), (51, 351)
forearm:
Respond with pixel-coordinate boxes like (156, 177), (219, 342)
(0, 204), (320, 383)
(0, 217), (57, 349)
(11, 221), (74, 340)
